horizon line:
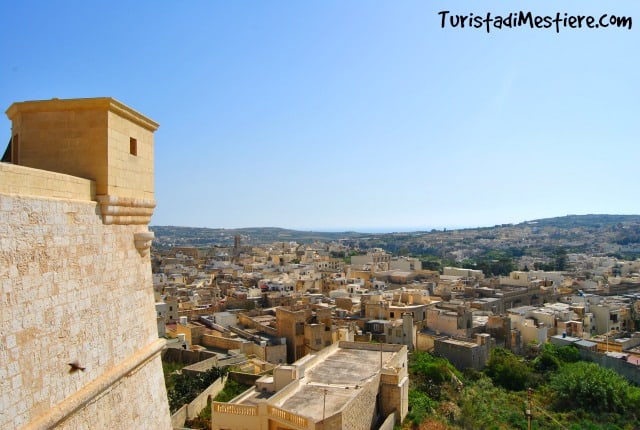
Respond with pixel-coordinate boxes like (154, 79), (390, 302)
(149, 213), (640, 234)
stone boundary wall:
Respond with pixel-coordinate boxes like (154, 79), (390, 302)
(162, 348), (217, 365)
(170, 404), (188, 429)
(182, 356), (219, 377)
(242, 342), (265, 361)
(186, 381), (218, 421)
(218, 355), (251, 368)
(378, 412), (397, 430)
(0, 162), (95, 200)
(416, 332), (437, 351)
(202, 333), (246, 350)
(238, 312), (278, 337)
(580, 349), (640, 385)
(228, 370), (263, 387)
(187, 377), (226, 420)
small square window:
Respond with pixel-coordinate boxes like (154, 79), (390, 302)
(130, 137), (138, 156)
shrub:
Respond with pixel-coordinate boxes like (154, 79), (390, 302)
(213, 378), (250, 403)
(541, 343), (580, 363)
(406, 389), (435, 426)
(411, 351), (460, 385)
(550, 361), (640, 415)
(166, 366), (227, 413)
(533, 349), (560, 373)
(485, 348), (531, 391)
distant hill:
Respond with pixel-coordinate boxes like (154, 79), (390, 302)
(522, 214), (640, 229)
(150, 214), (640, 256)
(150, 225), (370, 248)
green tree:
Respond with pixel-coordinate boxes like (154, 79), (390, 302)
(485, 348), (531, 391)
(533, 349), (560, 373)
(464, 257), (515, 277)
(541, 343), (580, 364)
(421, 259), (441, 272)
(553, 247), (568, 271)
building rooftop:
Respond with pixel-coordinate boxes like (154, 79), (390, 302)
(438, 337), (478, 348)
(507, 305), (538, 315)
(551, 334), (581, 343)
(575, 340), (597, 349)
(273, 346), (395, 422)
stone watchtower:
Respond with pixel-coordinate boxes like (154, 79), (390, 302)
(0, 98), (171, 429)
(6, 97), (157, 227)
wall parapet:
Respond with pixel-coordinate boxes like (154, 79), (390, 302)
(0, 162), (95, 201)
(212, 403), (258, 416)
(267, 405), (308, 428)
(0, 162), (155, 227)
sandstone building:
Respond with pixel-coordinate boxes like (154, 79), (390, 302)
(211, 341), (409, 430)
(0, 98), (172, 429)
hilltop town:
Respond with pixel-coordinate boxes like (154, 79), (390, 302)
(152, 213), (640, 260)
(153, 216), (640, 428)
(3, 97), (638, 430)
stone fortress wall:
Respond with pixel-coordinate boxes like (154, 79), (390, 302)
(0, 98), (171, 429)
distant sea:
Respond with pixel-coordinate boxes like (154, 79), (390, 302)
(309, 226), (466, 233)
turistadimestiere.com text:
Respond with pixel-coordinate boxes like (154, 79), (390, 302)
(438, 10), (632, 33)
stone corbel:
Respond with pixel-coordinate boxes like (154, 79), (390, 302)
(134, 231), (155, 257)
(96, 195), (156, 225)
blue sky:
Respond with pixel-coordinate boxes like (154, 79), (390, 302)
(1, 1), (638, 232)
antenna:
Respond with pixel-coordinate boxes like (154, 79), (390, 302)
(526, 387), (532, 430)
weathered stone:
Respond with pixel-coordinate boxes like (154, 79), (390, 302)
(1, 98), (171, 430)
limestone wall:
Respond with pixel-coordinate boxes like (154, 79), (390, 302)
(379, 375), (409, 425)
(186, 377), (226, 420)
(378, 413), (396, 430)
(339, 376), (379, 430)
(202, 333), (246, 350)
(237, 312), (278, 337)
(162, 347), (217, 365)
(579, 349), (640, 385)
(106, 110), (155, 200)
(416, 332), (436, 351)
(170, 404), (189, 429)
(0, 192), (171, 429)
(0, 163), (95, 200)
(6, 105), (109, 189)
(56, 353), (168, 430)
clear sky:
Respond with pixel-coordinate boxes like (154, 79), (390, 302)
(1, 1), (638, 232)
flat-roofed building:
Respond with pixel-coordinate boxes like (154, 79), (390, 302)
(211, 341), (408, 430)
(434, 334), (493, 371)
